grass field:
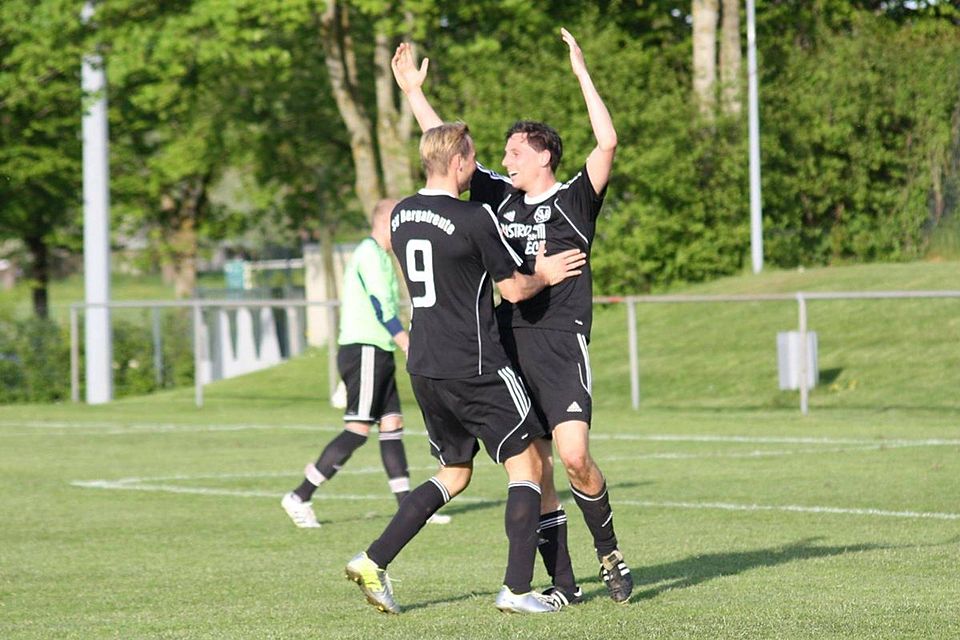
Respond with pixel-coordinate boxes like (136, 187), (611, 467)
(2, 261), (959, 638)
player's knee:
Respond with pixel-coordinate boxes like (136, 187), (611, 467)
(560, 450), (592, 476)
(344, 422), (372, 437)
(442, 475), (470, 497)
(379, 415), (403, 432)
(436, 465), (472, 496)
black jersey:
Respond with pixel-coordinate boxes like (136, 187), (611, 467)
(390, 189), (523, 379)
(470, 163), (605, 336)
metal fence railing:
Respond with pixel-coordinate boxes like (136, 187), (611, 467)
(597, 290), (960, 414)
(70, 299), (339, 408)
(70, 290), (960, 413)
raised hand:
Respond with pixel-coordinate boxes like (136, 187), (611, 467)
(561, 28), (588, 78)
(391, 42), (429, 94)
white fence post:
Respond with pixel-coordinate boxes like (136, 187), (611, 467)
(152, 308), (163, 387)
(327, 303), (339, 401)
(627, 297), (640, 410)
(193, 302), (204, 408)
(797, 292), (809, 415)
(70, 305), (80, 402)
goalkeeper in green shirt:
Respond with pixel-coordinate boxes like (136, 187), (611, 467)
(281, 199), (450, 527)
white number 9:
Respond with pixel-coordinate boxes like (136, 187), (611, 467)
(405, 239), (436, 308)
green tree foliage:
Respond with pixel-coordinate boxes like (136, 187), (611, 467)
(98, 0), (392, 294)
(3, 0), (959, 306)
(0, 0), (85, 317)
(230, 2), (363, 242)
(419, 1), (960, 292)
(423, 3), (748, 292)
(760, 6), (960, 266)
(98, 0), (297, 297)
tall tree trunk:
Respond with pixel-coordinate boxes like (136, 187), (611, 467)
(161, 176), (208, 299)
(320, 0), (384, 217)
(931, 151), (944, 225)
(720, 0), (742, 116)
(168, 217), (197, 299)
(26, 236), (49, 319)
(692, 0), (719, 120)
(374, 31), (414, 200)
(319, 221), (338, 300)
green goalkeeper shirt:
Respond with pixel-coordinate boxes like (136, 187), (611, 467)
(337, 237), (403, 351)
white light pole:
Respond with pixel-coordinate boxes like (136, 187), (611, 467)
(746, 0), (764, 273)
(82, 1), (112, 403)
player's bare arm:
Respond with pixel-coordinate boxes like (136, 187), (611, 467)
(391, 42), (443, 132)
(393, 330), (410, 357)
(496, 245), (585, 303)
(562, 27), (617, 195)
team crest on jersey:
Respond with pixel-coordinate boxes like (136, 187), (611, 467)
(534, 205), (551, 224)
(503, 210), (516, 222)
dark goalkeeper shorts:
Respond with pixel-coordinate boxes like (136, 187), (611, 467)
(410, 366), (545, 466)
(500, 326), (593, 430)
(338, 344), (401, 423)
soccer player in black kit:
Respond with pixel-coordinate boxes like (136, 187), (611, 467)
(392, 28), (633, 606)
(345, 122), (587, 614)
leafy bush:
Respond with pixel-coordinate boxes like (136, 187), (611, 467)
(94, 311), (195, 399)
(0, 313), (70, 403)
(0, 309), (195, 404)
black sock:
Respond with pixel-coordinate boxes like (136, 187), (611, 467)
(379, 429), (410, 505)
(367, 478), (448, 569)
(538, 509), (577, 592)
(316, 429), (368, 478)
(294, 430), (367, 502)
(292, 459), (327, 502)
(503, 482), (542, 594)
(293, 478), (317, 502)
(570, 481), (619, 557)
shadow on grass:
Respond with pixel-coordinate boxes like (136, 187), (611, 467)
(579, 536), (956, 603)
(394, 536), (960, 612)
(819, 368), (843, 384)
(398, 591), (489, 613)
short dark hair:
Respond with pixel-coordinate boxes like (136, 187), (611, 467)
(505, 120), (563, 173)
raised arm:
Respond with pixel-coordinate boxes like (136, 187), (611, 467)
(562, 28), (617, 195)
(391, 42), (443, 132)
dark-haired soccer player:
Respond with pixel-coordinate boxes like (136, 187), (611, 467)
(392, 28), (633, 605)
(345, 122), (587, 614)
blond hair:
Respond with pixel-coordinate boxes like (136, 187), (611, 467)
(419, 122), (472, 177)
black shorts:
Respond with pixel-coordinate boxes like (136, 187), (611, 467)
(337, 344), (401, 423)
(410, 366), (545, 465)
(500, 327), (592, 430)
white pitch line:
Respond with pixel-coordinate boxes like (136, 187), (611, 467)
(618, 499), (960, 521)
(70, 480), (490, 503)
(602, 442), (946, 462)
(69, 478), (960, 521)
(593, 433), (960, 447)
(5, 419), (960, 449)
(61, 439), (939, 491)
(0, 421), (334, 437)
(79, 464), (445, 486)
